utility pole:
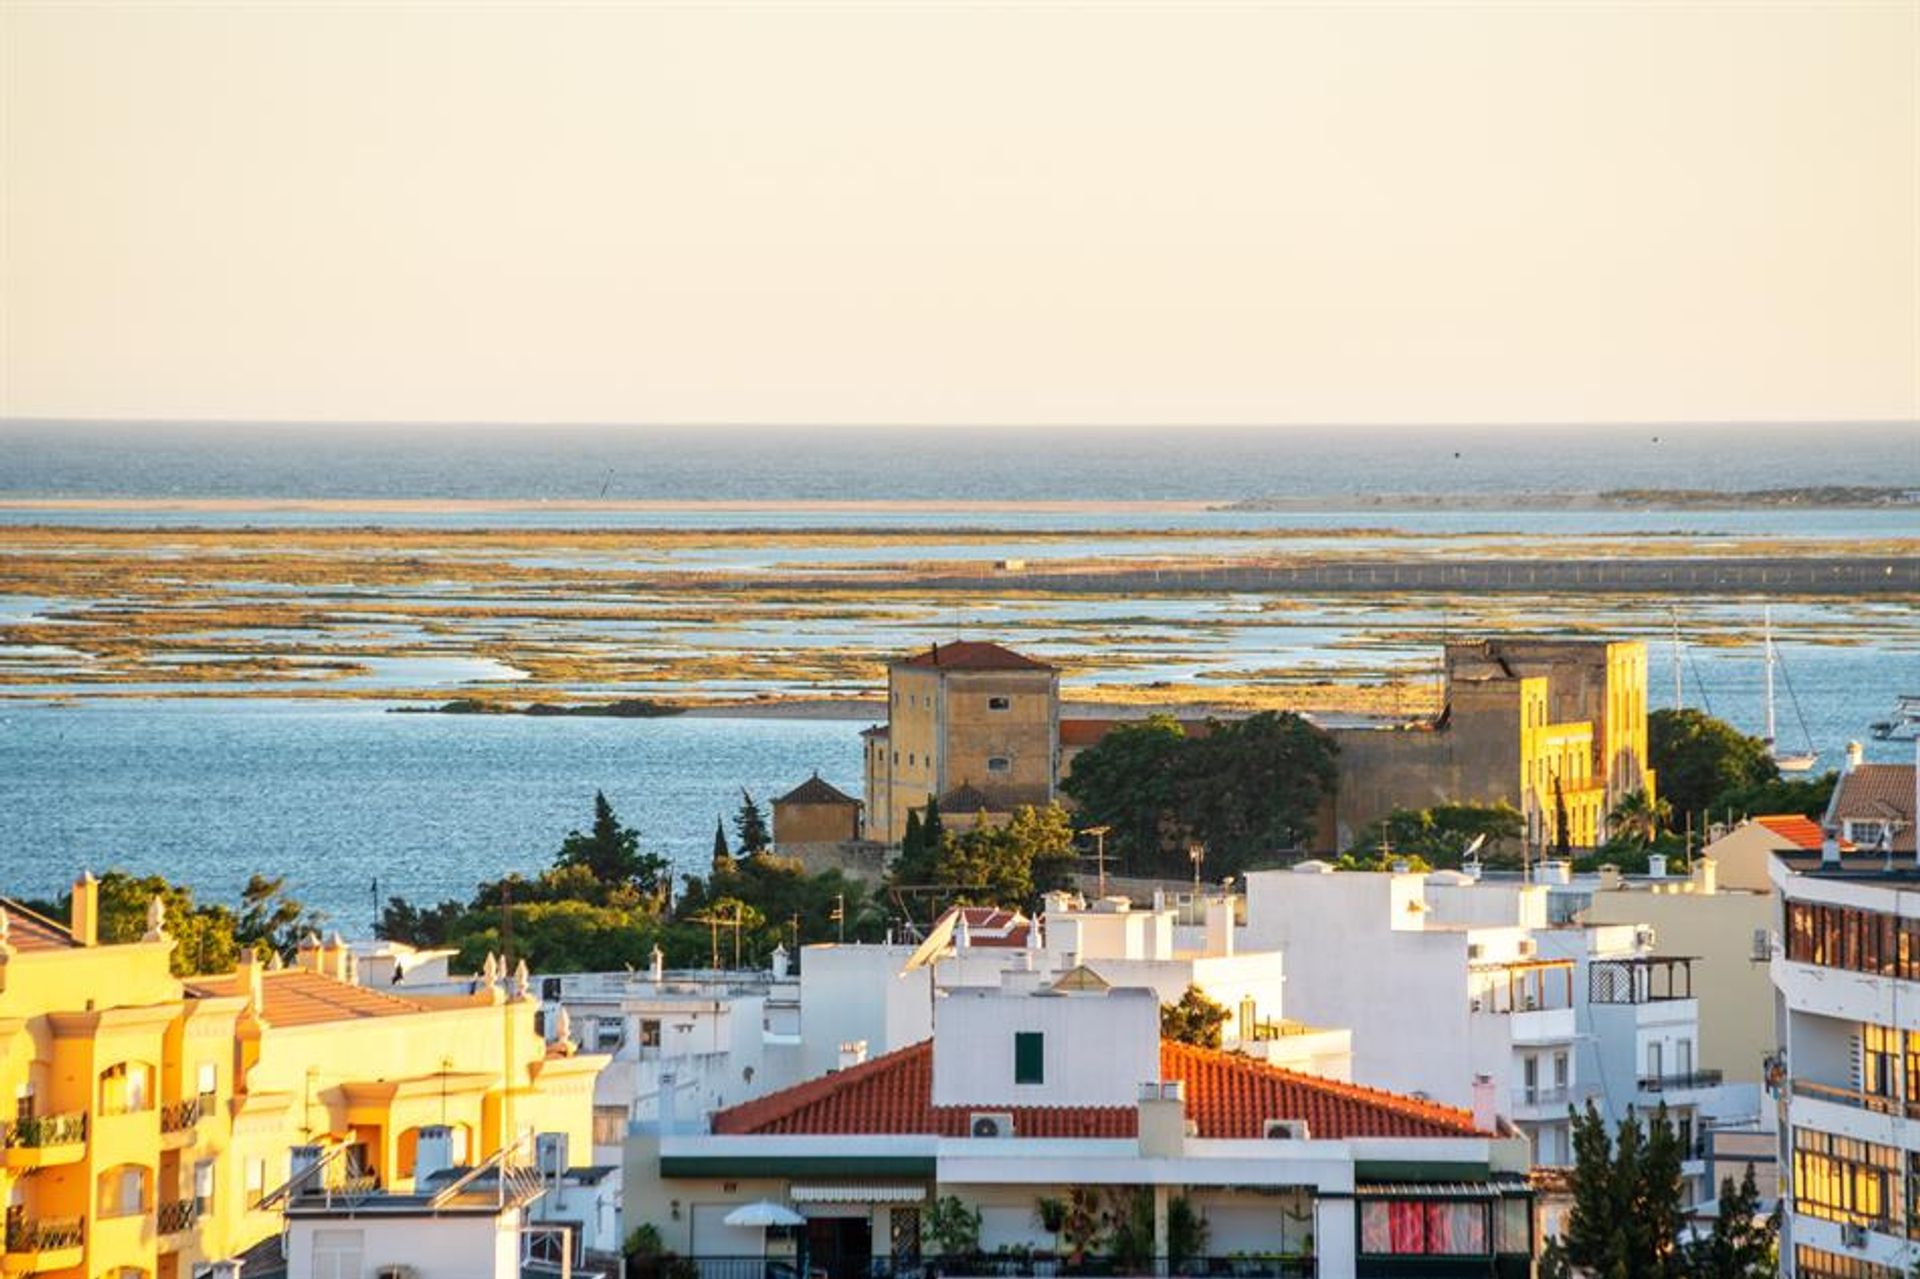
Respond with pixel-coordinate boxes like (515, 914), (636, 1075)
(1080, 825), (1112, 898)
(831, 894), (846, 943)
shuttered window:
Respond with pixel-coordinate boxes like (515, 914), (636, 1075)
(1014, 1032), (1044, 1085)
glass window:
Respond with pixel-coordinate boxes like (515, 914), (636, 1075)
(197, 1061), (217, 1098)
(1014, 1031), (1044, 1084)
(1359, 1201), (1493, 1256)
(987, 756), (1011, 773)
(639, 1019), (661, 1048)
(987, 697), (1012, 711)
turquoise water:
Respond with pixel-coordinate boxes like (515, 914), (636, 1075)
(0, 701), (863, 929)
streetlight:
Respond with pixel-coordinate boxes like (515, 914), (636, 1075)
(1187, 841), (1206, 901)
(1079, 825), (1112, 898)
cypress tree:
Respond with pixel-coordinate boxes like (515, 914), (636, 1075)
(734, 790), (771, 855)
(712, 818), (735, 877)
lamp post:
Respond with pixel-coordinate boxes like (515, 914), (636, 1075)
(1188, 841), (1206, 900)
(1080, 825), (1112, 898)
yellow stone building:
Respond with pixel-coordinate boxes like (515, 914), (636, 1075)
(0, 875), (603, 1279)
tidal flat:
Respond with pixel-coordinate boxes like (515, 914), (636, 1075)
(1, 523), (1915, 737)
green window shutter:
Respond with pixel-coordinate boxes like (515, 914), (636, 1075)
(1014, 1032), (1044, 1084)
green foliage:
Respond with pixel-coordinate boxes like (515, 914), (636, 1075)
(1679, 1162), (1778, 1278)
(733, 790), (771, 855)
(1343, 802), (1524, 862)
(450, 898), (664, 973)
(1062, 712), (1338, 876)
(1649, 709), (1778, 824)
(377, 895), (469, 947)
(1034, 1196), (1068, 1235)
(1160, 985), (1230, 1049)
(1059, 1186), (1105, 1262)
(1562, 1100), (1686, 1279)
(45, 871), (323, 976)
(1711, 770), (1838, 824)
(1106, 1187), (1157, 1270)
(556, 791), (670, 893)
(923, 1195), (982, 1256)
(1166, 1195), (1210, 1266)
(1332, 850), (1433, 873)
(890, 803), (1079, 911)
(711, 819), (734, 877)
(1608, 789), (1673, 848)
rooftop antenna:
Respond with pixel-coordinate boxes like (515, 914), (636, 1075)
(1669, 607), (1684, 711)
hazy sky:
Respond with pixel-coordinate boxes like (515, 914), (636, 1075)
(3, 2), (1915, 426)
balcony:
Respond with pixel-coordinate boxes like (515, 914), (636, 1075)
(1590, 956), (1697, 1005)
(157, 1198), (201, 1240)
(1, 1112), (87, 1170)
(1512, 1085), (1579, 1111)
(1637, 1070), (1724, 1095)
(161, 1093), (212, 1144)
(2, 1216), (85, 1274)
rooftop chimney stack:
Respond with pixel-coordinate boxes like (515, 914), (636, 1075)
(413, 1124), (455, 1185)
(1471, 1074), (1498, 1132)
(837, 1040), (869, 1070)
(1821, 834), (1841, 867)
(1845, 741), (1865, 774)
(70, 871), (98, 947)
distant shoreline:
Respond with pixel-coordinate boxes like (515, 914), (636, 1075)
(1, 485), (1913, 516)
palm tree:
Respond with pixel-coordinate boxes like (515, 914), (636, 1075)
(1608, 788), (1671, 847)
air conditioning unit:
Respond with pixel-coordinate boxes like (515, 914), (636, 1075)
(1262, 1119), (1310, 1140)
(969, 1111), (1015, 1139)
(1840, 1222), (1868, 1249)
(541, 976), (563, 1001)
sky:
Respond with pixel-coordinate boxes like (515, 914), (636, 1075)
(3, 1), (1916, 427)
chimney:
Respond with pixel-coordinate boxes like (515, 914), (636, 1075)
(837, 1040), (869, 1070)
(954, 912), (971, 951)
(1205, 896), (1236, 957)
(1646, 854), (1667, 879)
(70, 871), (98, 947)
(649, 944), (665, 983)
(1470, 1074), (1498, 1132)
(240, 948), (267, 1011)
(413, 1124), (455, 1184)
(1597, 864), (1623, 892)
(1137, 1080), (1187, 1157)
(1821, 834), (1841, 867)
(771, 943), (790, 979)
(1846, 741), (1865, 774)
(1691, 856), (1717, 895)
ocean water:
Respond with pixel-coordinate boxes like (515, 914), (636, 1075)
(0, 701), (863, 929)
(4, 420), (1917, 503)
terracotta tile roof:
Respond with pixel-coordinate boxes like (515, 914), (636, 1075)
(1059, 718), (1215, 748)
(0, 899), (77, 952)
(1830, 766), (1916, 852)
(939, 782), (996, 812)
(186, 968), (430, 1026)
(895, 642), (1053, 672)
(939, 906), (1032, 948)
(712, 1038), (1483, 1140)
(776, 774), (860, 807)
(1754, 815), (1832, 852)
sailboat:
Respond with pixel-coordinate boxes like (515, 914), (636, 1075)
(1764, 606), (1819, 773)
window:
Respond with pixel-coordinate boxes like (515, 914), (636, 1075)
(310, 1229), (365, 1279)
(987, 756), (1011, 773)
(15, 1080), (34, 1124)
(245, 1156), (267, 1207)
(197, 1061), (217, 1099)
(99, 1062), (153, 1114)
(1358, 1201), (1491, 1256)
(1553, 1051), (1569, 1091)
(1795, 1244), (1904, 1279)
(593, 1018), (625, 1052)
(1014, 1032), (1044, 1085)
(1794, 1126), (1899, 1228)
(593, 1105), (627, 1146)
(99, 1164), (147, 1217)
(1646, 1041), (1663, 1082)
(194, 1158), (216, 1214)
(1522, 1055), (1538, 1102)
(639, 1019), (662, 1049)
(987, 697), (1011, 711)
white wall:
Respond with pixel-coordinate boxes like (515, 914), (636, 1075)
(931, 988), (1159, 1109)
(800, 945), (934, 1080)
(288, 1210), (522, 1279)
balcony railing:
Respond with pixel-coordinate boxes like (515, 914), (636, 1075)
(4, 1215), (84, 1254)
(1637, 1070), (1723, 1093)
(157, 1198), (201, 1235)
(672, 1257), (1316, 1279)
(161, 1094), (211, 1133)
(1513, 1086), (1577, 1109)
(2, 1110), (88, 1149)
(1790, 1078), (1920, 1121)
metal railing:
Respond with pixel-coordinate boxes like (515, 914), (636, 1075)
(1637, 1070), (1723, 1093)
(157, 1198), (200, 1235)
(161, 1095), (206, 1133)
(676, 1257), (1316, 1279)
(1512, 1086), (1577, 1108)
(2, 1110), (87, 1149)
(1790, 1078), (1920, 1120)
(4, 1216), (84, 1254)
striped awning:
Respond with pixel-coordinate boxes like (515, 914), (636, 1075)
(790, 1185), (927, 1204)
(1355, 1183), (1503, 1199)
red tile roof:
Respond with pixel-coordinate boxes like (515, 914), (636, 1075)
(939, 906), (1032, 948)
(0, 899), (77, 952)
(1059, 718), (1215, 748)
(776, 774), (860, 807)
(1830, 765), (1916, 851)
(895, 642), (1053, 672)
(186, 968), (430, 1027)
(712, 1038), (1483, 1140)
(1754, 815), (1832, 852)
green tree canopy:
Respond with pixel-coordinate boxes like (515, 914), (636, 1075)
(1649, 709), (1778, 823)
(1561, 1100), (1686, 1279)
(891, 803), (1080, 911)
(734, 790), (771, 855)
(29, 871), (320, 976)
(555, 791), (670, 893)
(1062, 712), (1337, 876)
(1160, 985), (1230, 1048)
(1344, 802), (1524, 863)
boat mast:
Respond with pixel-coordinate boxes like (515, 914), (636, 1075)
(1763, 605), (1777, 746)
(1670, 607), (1683, 711)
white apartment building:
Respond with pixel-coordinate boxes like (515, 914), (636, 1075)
(1771, 835), (1920, 1278)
